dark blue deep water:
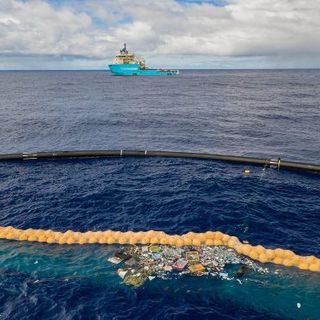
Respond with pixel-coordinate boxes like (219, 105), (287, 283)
(0, 70), (319, 319)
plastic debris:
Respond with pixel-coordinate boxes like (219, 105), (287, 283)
(219, 272), (229, 280)
(149, 245), (162, 253)
(236, 264), (250, 278)
(173, 259), (188, 271)
(123, 274), (147, 288)
(115, 249), (131, 261)
(108, 256), (123, 264)
(186, 251), (199, 262)
(188, 263), (205, 274)
(117, 268), (128, 279)
(152, 253), (162, 260)
(297, 302), (301, 309)
(163, 265), (173, 272)
(107, 244), (269, 288)
(124, 257), (139, 267)
(141, 246), (148, 253)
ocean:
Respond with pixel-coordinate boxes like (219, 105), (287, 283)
(0, 70), (319, 319)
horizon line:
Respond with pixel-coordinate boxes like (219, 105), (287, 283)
(1, 68), (320, 71)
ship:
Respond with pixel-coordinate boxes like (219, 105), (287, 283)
(108, 44), (179, 76)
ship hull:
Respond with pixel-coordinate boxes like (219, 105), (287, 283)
(109, 64), (178, 76)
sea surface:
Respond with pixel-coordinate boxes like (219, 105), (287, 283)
(0, 70), (319, 319)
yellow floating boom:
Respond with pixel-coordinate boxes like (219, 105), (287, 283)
(0, 226), (319, 272)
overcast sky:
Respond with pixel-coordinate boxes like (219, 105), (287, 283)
(0, 0), (320, 69)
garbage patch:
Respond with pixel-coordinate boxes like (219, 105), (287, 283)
(107, 244), (269, 288)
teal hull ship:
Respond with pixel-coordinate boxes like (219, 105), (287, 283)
(109, 44), (178, 76)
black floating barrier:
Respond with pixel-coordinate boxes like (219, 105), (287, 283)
(0, 150), (319, 174)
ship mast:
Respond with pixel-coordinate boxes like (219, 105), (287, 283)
(120, 43), (128, 54)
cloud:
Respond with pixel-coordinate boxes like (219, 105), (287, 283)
(0, 0), (319, 69)
(0, 0), (96, 57)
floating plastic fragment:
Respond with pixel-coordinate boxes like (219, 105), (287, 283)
(141, 246), (148, 253)
(149, 245), (161, 253)
(117, 268), (128, 279)
(188, 263), (205, 273)
(124, 257), (139, 267)
(219, 272), (229, 280)
(186, 251), (200, 262)
(108, 256), (123, 264)
(173, 259), (188, 271)
(236, 264), (250, 278)
(123, 274), (147, 288)
(163, 265), (173, 272)
(115, 249), (131, 261)
(152, 253), (161, 260)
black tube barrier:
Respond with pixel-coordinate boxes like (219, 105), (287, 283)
(0, 150), (319, 174)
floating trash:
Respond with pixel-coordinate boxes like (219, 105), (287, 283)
(124, 257), (139, 267)
(173, 259), (188, 271)
(123, 273), (147, 288)
(117, 268), (128, 279)
(149, 245), (162, 253)
(188, 263), (205, 275)
(185, 251), (199, 262)
(107, 256), (123, 264)
(236, 264), (250, 278)
(163, 265), (173, 272)
(107, 244), (269, 288)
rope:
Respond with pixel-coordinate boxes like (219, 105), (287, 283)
(0, 226), (319, 272)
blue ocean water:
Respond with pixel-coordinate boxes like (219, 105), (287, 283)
(0, 70), (319, 319)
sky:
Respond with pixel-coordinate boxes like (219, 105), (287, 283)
(0, 0), (320, 70)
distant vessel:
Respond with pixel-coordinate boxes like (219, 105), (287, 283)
(108, 44), (179, 76)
